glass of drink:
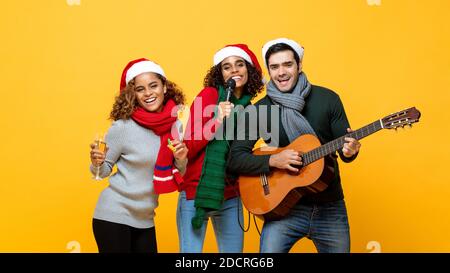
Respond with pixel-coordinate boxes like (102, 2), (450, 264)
(93, 133), (106, 180)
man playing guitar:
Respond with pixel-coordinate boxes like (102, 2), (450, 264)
(228, 38), (361, 253)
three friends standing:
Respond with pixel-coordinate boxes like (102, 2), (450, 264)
(89, 38), (361, 253)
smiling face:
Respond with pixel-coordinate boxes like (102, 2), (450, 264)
(267, 50), (302, 92)
(220, 56), (249, 94)
(134, 72), (166, 112)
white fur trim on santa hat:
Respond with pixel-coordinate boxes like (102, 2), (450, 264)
(213, 46), (253, 66)
(262, 38), (304, 67)
(126, 60), (166, 85)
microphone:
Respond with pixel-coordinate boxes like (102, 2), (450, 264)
(223, 78), (236, 139)
(225, 78), (236, 102)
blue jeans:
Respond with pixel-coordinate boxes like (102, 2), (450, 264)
(260, 199), (350, 253)
(176, 191), (244, 253)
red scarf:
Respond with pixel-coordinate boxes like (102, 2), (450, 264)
(131, 99), (183, 194)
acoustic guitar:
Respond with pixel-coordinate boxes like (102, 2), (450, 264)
(238, 107), (421, 221)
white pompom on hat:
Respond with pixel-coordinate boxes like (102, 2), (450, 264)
(261, 38), (304, 67)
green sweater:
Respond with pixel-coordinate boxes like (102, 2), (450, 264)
(228, 85), (357, 204)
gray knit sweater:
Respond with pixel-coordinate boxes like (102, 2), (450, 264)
(89, 119), (186, 229)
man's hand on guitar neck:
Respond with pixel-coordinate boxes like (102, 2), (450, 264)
(269, 149), (303, 172)
(342, 128), (361, 158)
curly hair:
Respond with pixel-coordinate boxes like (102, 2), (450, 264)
(110, 74), (186, 121)
(203, 60), (264, 98)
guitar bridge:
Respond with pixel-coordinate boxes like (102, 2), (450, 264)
(260, 173), (270, 195)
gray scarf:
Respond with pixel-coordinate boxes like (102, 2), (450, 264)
(266, 72), (316, 141)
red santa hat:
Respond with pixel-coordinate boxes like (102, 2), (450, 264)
(120, 58), (166, 91)
(261, 38), (304, 68)
(213, 44), (262, 73)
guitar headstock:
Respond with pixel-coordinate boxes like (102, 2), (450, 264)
(381, 107), (421, 129)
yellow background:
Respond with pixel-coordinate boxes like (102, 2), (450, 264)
(1, 0), (449, 253)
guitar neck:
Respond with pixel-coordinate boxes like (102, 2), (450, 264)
(303, 120), (383, 166)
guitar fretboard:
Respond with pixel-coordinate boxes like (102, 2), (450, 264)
(303, 120), (383, 166)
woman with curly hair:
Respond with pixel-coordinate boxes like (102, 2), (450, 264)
(89, 58), (188, 253)
(179, 44), (264, 252)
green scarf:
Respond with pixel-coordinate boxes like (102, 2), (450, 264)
(191, 85), (252, 229)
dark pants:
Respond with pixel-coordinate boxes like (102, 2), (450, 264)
(92, 218), (157, 253)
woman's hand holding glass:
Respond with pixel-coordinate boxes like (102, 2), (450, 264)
(90, 133), (109, 180)
(169, 139), (188, 161)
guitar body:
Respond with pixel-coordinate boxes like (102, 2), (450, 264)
(239, 134), (331, 221)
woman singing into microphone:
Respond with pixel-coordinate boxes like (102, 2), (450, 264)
(178, 44), (264, 252)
